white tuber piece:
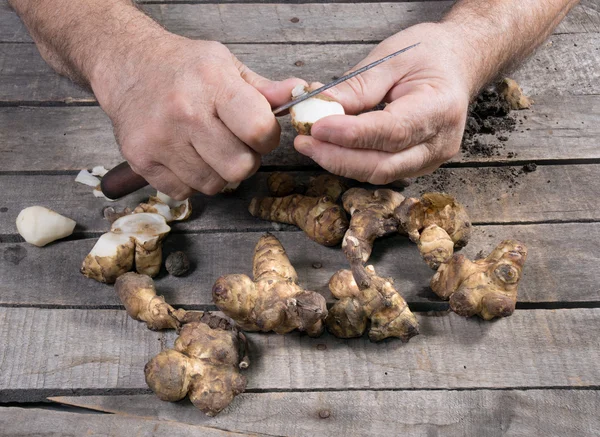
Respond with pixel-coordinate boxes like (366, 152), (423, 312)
(290, 85), (345, 135)
(134, 192), (191, 222)
(91, 166), (109, 177)
(16, 206), (76, 247)
(81, 213), (171, 283)
(75, 169), (101, 188)
(93, 188), (116, 202)
(221, 181), (241, 194)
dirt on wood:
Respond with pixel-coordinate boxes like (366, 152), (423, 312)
(461, 84), (520, 159)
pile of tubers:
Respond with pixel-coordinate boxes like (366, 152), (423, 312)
(71, 85), (530, 417)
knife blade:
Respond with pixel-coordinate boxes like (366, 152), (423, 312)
(101, 42), (420, 199)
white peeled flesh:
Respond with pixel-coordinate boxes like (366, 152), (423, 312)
(290, 97), (345, 125)
(91, 166), (109, 177)
(292, 84), (308, 99)
(93, 188), (116, 202)
(75, 169), (101, 187)
(111, 213), (171, 244)
(221, 181), (240, 194)
(16, 206), (76, 247)
(88, 232), (133, 257)
(156, 191), (190, 221)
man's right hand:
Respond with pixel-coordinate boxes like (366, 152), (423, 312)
(92, 35), (303, 199)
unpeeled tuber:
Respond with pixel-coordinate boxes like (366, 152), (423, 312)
(249, 194), (348, 246)
(305, 174), (347, 202)
(290, 85), (345, 135)
(326, 263), (419, 342)
(396, 192), (472, 269)
(431, 240), (527, 320)
(166, 251), (190, 276)
(267, 172), (296, 197)
(16, 206), (76, 247)
(114, 273), (249, 416)
(498, 78), (533, 110)
(213, 233), (328, 336)
(341, 188), (405, 264)
(81, 213), (170, 283)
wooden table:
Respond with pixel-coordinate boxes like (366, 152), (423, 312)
(1, 0), (599, 435)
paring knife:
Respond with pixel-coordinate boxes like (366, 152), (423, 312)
(100, 42), (420, 199)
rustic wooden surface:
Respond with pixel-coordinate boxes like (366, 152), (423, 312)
(0, 0), (599, 435)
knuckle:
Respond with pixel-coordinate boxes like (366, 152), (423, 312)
(248, 117), (278, 151)
(164, 89), (197, 123)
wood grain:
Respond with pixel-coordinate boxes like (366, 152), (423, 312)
(1, 33), (599, 104)
(1, 307), (599, 402)
(1, 93), (598, 171)
(2, 1), (598, 44)
(51, 390), (600, 437)
(0, 164), (599, 236)
(1, 223), (599, 308)
(0, 407), (260, 437)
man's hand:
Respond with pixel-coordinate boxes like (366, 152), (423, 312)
(294, 0), (578, 184)
(8, 0), (304, 199)
(93, 36), (302, 199)
(295, 23), (471, 184)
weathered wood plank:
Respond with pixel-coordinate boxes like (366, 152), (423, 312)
(0, 407), (259, 437)
(0, 93), (598, 171)
(1, 33), (599, 103)
(1, 223), (599, 307)
(0, 164), (599, 237)
(1, 308), (599, 401)
(1, 1), (598, 44)
(52, 390), (600, 437)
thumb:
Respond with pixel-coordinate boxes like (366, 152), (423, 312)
(234, 57), (307, 108)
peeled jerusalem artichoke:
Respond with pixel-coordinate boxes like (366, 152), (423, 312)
(16, 206), (76, 247)
(326, 263), (419, 342)
(431, 240), (527, 320)
(290, 85), (345, 135)
(134, 191), (191, 222)
(81, 213), (170, 283)
(213, 233), (328, 336)
(249, 194), (348, 246)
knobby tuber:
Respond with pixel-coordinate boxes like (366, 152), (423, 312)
(396, 192), (472, 269)
(267, 172), (296, 197)
(16, 206), (76, 247)
(81, 213), (171, 283)
(213, 233), (328, 336)
(82, 192), (192, 283)
(305, 174), (347, 202)
(114, 273), (249, 416)
(498, 78), (533, 110)
(326, 263), (419, 342)
(249, 194), (348, 246)
(431, 240), (527, 320)
(341, 188), (405, 264)
(290, 84), (345, 135)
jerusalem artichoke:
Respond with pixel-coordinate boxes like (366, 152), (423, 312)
(290, 85), (345, 135)
(249, 194), (348, 246)
(430, 240), (527, 320)
(81, 213), (170, 283)
(395, 192), (472, 269)
(267, 172), (296, 197)
(326, 263), (419, 342)
(16, 206), (76, 247)
(341, 188), (405, 264)
(305, 174), (347, 202)
(115, 272), (249, 416)
(213, 233), (327, 336)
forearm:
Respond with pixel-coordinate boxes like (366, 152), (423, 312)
(7, 0), (166, 94)
(441, 0), (579, 96)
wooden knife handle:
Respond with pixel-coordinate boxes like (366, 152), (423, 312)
(100, 161), (149, 200)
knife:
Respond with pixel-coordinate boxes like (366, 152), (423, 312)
(100, 42), (420, 199)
